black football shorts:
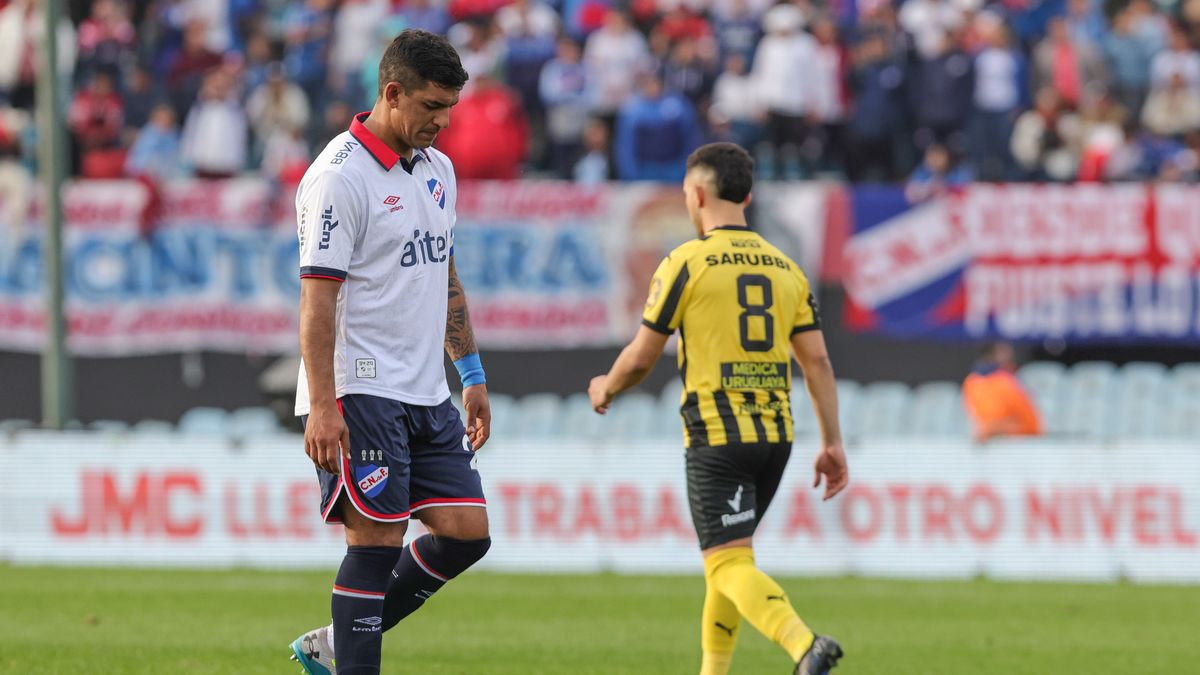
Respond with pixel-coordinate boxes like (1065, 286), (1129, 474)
(685, 441), (792, 550)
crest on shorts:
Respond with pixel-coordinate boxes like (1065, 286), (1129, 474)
(356, 464), (389, 498)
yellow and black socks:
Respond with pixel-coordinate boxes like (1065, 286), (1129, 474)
(331, 545), (403, 674)
(699, 584), (739, 675)
(381, 535), (491, 631)
(702, 547), (815, 663)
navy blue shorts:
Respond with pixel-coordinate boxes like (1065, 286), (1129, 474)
(302, 394), (486, 524)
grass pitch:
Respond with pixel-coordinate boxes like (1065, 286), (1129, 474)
(1, 566), (1197, 674)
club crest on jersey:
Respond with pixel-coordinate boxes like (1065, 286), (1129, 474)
(356, 464), (389, 498)
(427, 178), (446, 209)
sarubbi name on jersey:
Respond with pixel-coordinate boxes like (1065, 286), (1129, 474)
(704, 252), (792, 269)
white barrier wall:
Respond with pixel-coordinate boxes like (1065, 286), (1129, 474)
(3, 433), (1198, 582)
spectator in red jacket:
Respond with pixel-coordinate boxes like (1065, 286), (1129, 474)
(166, 19), (224, 118)
(436, 73), (529, 179)
(69, 71), (123, 150)
(653, 6), (713, 44)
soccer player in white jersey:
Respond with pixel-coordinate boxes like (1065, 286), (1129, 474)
(289, 30), (492, 675)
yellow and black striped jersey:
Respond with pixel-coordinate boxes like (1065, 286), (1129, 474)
(642, 225), (820, 448)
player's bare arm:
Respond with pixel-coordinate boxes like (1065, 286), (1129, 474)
(791, 329), (849, 500)
(446, 256), (490, 450)
(299, 277), (350, 474)
(589, 326), (669, 413)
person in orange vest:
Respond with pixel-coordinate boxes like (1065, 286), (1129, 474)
(962, 342), (1044, 442)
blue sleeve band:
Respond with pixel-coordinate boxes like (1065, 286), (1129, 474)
(453, 353), (486, 387)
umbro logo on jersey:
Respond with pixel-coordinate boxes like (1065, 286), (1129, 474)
(383, 195), (404, 212)
(318, 206), (338, 250)
(427, 178), (446, 209)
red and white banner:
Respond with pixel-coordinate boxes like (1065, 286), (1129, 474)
(842, 184), (1200, 342)
(3, 433), (1196, 582)
(0, 180), (826, 354)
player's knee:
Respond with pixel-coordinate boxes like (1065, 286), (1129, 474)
(449, 535), (491, 568)
(427, 535), (491, 578)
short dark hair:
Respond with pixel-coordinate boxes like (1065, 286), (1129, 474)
(378, 29), (469, 96)
(686, 143), (754, 203)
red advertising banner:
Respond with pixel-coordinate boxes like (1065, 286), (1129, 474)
(4, 434), (1197, 582)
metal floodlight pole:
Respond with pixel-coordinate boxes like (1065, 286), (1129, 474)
(36, 0), (71, 429)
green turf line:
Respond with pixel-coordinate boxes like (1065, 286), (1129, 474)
(1, 567), (1197, 674)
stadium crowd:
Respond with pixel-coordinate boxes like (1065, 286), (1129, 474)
(3, 0), (1200, 197)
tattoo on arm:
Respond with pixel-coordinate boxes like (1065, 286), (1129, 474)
(446, 259), (478, 361)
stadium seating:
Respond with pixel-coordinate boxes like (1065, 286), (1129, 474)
(177, 407), (232, 436)
(834, 380), (862, 441)
(909, 382), (967, 438)
(657, 379), (683, 423)
(88, 420), (131, 433)
(513, 392), (566, 439)
(227, 407), (283, 440)
(1017, 361), (1066, 433)
(1110, 362), (1170, 440)
(1168, 363), (1200, 438)
(5, 361), (1199, 443)
(560, 392), (605, 440)
(1058, 362), (1117, 440)
(484, 393), (518, 440)
(855, 382), (913, 441)
(607, 391), (673, 440)
(131, 419), (176, 435)
(790, 384), (820, 440)
(0, 418), (33, 435)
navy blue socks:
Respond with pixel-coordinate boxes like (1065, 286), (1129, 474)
(330, 545), (403, 674)
(382, 535), (491, 630)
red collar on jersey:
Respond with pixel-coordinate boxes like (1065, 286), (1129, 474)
(348, 112), (427, 172)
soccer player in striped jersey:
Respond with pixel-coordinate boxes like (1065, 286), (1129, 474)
(589, 142), (849, 675)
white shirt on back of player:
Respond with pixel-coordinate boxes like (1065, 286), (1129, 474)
(295, 112), (457, 416)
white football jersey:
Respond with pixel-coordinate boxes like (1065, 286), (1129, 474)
(295, 113), (457, 415)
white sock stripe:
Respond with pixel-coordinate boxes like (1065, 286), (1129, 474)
(408, 543), (450, 582)
(410, 501), (487, 513)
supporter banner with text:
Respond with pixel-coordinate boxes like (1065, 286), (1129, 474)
(0, 180), (826, 354)
(843, 184), (1200, 343)
(2, 434), (1196, 582)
